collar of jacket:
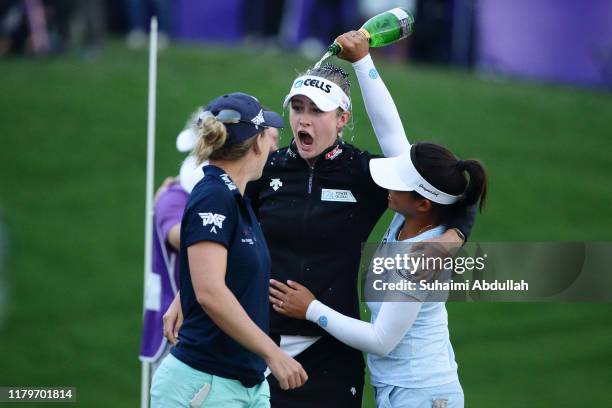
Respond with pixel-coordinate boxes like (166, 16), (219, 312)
(285, 138), (346, 166)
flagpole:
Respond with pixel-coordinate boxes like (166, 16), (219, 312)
(141, 16), (158, 408)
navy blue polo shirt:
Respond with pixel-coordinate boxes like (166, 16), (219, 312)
(171, 165), (271, 387)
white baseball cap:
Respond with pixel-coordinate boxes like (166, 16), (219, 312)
(283, 75), (351, 112)
(369, 146), (462, 205)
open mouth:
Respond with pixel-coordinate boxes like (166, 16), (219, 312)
(298, 130), (314, 147)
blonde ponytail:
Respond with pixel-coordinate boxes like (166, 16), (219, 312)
(194, 116), (227, 164)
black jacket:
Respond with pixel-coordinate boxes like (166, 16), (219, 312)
(246, 140), (475, 336)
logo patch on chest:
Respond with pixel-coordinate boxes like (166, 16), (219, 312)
(321, 189), (357, 203)
(270, 178), (283, 191)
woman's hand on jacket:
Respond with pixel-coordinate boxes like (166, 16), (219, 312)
(269, 279), (315, 320)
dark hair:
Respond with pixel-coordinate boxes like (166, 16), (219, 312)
(410, 142), (488, 222)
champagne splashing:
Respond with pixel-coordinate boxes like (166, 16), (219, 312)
(313, 51), (333, 69)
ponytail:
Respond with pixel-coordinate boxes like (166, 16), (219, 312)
(457, 159), (488, 212)
(194, 116), (227, 164)
(410, 143), (488, 223)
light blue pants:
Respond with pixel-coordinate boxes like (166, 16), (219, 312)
(374, 380), (464, 408)
(150, 354), (270, 408)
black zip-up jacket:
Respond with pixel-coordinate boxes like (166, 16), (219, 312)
(246, 140), (475, 336)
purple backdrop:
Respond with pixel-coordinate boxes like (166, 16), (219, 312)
(477, 0), (612, 88)
(172, 0), (357, 46)
(173, 0), (245, 42)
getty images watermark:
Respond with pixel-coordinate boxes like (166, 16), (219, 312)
(359, 242), (612, 302)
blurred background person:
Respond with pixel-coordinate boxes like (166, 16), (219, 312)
(278, 0), (356, 59)
(69, 0), (106, 59)
(0, 0), (50, 56)
(243, 0), (285, 53)
(0, 0), (27, 56)
(0, 0), (107, 58)
(124, 0), (171, 50)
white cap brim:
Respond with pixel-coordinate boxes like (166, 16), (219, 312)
(176, 128), (198, 153)
(369, 149), (461, 205)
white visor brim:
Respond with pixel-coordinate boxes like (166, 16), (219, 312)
(369, 149), (462, 205)
(283, 75), (351, 112)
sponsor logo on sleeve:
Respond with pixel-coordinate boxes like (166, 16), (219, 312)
(321, 188), (357, 203)
(199, 212), (226, 234)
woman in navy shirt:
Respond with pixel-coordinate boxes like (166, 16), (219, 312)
(150, 93), (307, 407)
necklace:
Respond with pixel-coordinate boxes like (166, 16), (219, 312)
(396, 224), (434, 242)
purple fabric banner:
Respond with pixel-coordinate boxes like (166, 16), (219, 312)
(140, 183), (188, 362)
(477, 0), (612, 88)
(173, 0), (245, 42)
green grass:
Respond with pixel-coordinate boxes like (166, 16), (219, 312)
(0, 42), (611, 407)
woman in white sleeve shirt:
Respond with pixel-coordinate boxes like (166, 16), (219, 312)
(270, 141), (488, 407)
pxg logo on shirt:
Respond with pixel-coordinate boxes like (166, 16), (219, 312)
(199, 212), (226, 234)
(294, 78), (332, 94)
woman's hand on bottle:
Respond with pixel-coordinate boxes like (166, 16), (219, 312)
(335, 30), (370, 63)
(269, 279), (315, 320)
(162, 293), (183, 345)
(265, 349), (308, 390)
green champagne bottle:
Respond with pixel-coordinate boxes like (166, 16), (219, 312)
(329, 7), (415, 56)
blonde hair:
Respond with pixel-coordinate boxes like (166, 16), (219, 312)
(192, 112), (261, 164)
(193, 116), (227, 164)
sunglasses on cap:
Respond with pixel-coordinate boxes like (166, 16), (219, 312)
(197, 109), (269, 127)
